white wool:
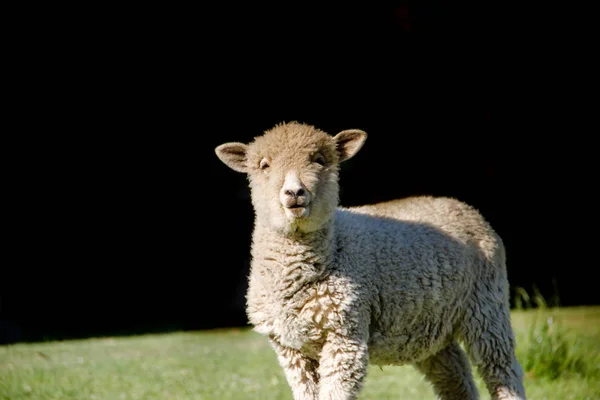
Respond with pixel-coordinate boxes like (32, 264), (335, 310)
(216, 121), (526, 400)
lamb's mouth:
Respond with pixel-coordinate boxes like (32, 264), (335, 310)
(284, 204), (310, 218)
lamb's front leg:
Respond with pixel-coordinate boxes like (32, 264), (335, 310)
(270, 339), (319, 400)
(318, 333), (369, 400)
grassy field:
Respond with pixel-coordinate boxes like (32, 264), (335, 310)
(1, 307), (599, 400)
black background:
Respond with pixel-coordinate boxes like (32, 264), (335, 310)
(2, 3), (596, 344)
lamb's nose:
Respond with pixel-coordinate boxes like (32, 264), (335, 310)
(285, 188), (304, 199)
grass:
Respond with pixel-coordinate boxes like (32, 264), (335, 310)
(1, 307), (599, 400)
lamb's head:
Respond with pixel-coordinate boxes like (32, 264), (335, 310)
(215, 122), (367, 234)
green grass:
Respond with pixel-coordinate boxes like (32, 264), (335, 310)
(1, 307), (599, 400)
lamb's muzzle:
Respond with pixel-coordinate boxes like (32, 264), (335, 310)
(280, 171), (311, 218)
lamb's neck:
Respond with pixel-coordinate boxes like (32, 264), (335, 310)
(251, 222), (335, 288)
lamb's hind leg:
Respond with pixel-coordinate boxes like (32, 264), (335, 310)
(414, 341), (479, 400)
(462, 301), (526, 400)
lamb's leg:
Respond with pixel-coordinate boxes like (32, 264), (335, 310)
(317, 333), (369, 400)
(462, 303), (526, 400)
(270, 339), (319, 400)
(414, 341), (479, 400)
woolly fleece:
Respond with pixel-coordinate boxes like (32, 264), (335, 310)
(215, 122), (526, 400)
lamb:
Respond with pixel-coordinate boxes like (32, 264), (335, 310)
(215, 121), (526, 400)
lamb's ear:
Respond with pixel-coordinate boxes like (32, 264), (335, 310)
(215, 142), (249, 173)
(333, 129), (367, 162)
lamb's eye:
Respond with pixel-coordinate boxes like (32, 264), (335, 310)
(259, 158), (270, 170)
(313, 153), (326, 166)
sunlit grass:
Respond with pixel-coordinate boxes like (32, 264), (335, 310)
(1, 307), (599, 399)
